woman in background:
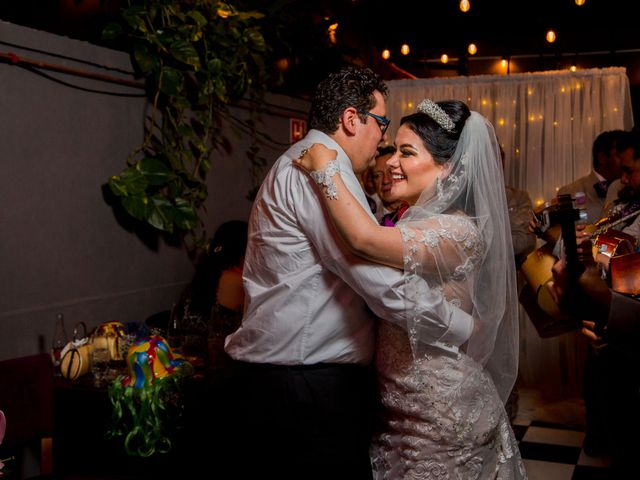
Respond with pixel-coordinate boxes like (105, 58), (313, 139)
(179, 220), (248, 373)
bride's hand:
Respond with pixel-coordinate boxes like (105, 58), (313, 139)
(294, 144), (337, 173)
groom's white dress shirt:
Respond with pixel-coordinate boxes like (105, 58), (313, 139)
(225, 130), (473, 365)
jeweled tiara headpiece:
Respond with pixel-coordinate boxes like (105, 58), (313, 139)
(416, 99), (455, 132)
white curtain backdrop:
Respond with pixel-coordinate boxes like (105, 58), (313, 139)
(387, 67), (634, 400)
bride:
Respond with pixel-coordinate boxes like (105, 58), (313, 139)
(297, 99), (527, 479)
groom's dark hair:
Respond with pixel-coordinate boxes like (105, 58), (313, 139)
(308, 66), (388, 135)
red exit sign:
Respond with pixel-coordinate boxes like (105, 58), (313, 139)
(290, 118), (307, 143)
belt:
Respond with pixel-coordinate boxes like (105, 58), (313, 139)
(232, 360), (367, 374)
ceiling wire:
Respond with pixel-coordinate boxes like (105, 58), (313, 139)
(0, 38), (135, 76)
(0, 49), (145, 96)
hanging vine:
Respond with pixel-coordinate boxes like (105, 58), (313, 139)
(102, 0), (270, 252)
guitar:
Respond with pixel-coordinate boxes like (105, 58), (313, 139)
(521, 194), (639, 337)
(519, 194), (585, 337)
(588, 206), (640, 266)
(610, 251), (640, 297)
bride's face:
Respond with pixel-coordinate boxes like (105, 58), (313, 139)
(387, 124), (443, 205)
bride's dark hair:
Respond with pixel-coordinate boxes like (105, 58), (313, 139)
(400, 100), (471, 165)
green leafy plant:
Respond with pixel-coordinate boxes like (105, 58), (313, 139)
(103, 0), (270, 251)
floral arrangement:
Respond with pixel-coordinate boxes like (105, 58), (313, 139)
(107, 336), (192, 457)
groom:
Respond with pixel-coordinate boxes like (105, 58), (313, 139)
(224, 66), (473, 479)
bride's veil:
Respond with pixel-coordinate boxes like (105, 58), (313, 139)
(398, 107), (519, 404)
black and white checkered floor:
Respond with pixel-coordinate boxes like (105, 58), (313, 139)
(513, 420), (610, 479)
(512, 388), (611, 479)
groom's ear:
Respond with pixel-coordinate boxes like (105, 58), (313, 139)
(342, 107), (359, 136)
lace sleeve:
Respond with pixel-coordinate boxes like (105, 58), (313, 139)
(400, 214), (483, 290)
(399, 213), (484, 357)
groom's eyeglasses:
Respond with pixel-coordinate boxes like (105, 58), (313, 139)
(359, 110), (390, 135)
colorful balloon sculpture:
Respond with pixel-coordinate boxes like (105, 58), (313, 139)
(107, 335), (192, 457)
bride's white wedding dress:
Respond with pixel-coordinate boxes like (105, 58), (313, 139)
(370, 216), (527, 479)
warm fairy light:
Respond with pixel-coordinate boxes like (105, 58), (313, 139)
(441, 54), (449, 64)
(570, 64), (577, 72)
(407, 101), (413, 109)
(275, 57), (290, 72)
(500, 58), (508, 68)
(467, 43), (477, 55)
(401, 44), (410, 55)
(546, 30), (556, 43)
(327, 23), (338, 44)
(459, 0), (471, 13)
(382, 49), (391, 60)
(575, 0), (586, 5)
(498, 118), (505, 126)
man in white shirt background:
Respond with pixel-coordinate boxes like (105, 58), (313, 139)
(602, 136), (640, 244)
(224, 67), (473, 479)
(558, 129), (632, 225)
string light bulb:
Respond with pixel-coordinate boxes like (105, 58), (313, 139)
(382, 49), (390, 60)
(459, 0), (470, 13)
(575, 0), (586, 5)
(546, 30), (556, 43)
(275, 57), (290, 72)
(327, 23), (338, 45)
(401, 44), (410, 55)
(440, 54), (449, 64)
(467, 43), (477, 55)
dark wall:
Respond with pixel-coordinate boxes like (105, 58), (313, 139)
(0, 21), (310, 360)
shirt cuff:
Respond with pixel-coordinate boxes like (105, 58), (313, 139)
(436, 303), (474, 348)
